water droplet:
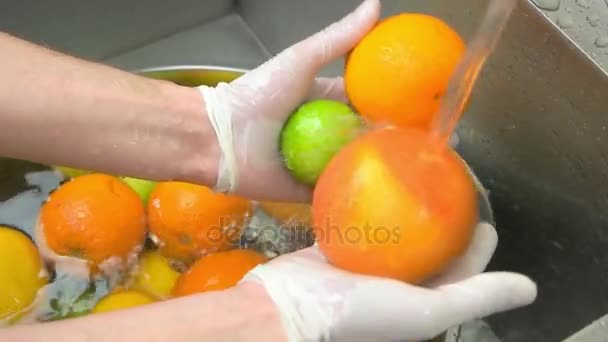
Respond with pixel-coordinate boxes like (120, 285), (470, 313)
(595, 36), (608, 48)
(532, 0), (560, 11)
(557, 15), (575, 28)
(587, 14), (600, 27)
(576, 0), (590, 8)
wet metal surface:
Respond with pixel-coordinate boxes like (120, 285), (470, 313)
(532, 0), (608, 71)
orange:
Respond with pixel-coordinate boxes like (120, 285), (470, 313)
(147, 182), (252, 263)
(39, 173), (146, 267)
(258, 201), (312, 227)
(345, 13), (465, 130)
(312, 128), (477, 284)
(172, 249), (266, 297)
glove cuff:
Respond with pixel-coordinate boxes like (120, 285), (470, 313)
(198, 83), (239, 194)
(242, 265), (335, 342)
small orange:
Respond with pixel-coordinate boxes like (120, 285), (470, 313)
(147, 182), (252, 263)
(312, 128), (477, 284)
(38, 174), (146, 267)
(258, 201), (312, 227)
(345, 13), (465, 130)
(172, 249), (266, 297)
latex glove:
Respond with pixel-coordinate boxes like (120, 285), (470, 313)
(198, 0), (381, 202)
(242, 222), (537, 342)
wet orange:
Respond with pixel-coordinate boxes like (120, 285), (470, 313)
(39, 174), (146, 267)
(172, 249), (266, 297)
(258, 201), (312, 227)
(312, 128), (478, 284)
(345, 13), (465, 130)
(147, 182), (252, 263)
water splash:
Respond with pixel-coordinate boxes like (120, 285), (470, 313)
(0, 170), (62, 238)
(587, 14), (600, 27)
(531, 0), (560, 11)
(575, 0), (591, 9)
(557, 15), (575, 28)
(595, 36), (608, 48)
(430, 0), (517, 146)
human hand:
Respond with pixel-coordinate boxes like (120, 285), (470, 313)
(241, 222), (537, 342)
(197, 0), (381, 202)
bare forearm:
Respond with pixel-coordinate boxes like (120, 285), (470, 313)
(0, 32), (218, 185)
(0, 283), (286, 342)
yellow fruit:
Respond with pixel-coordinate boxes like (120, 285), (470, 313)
(132, 251), (180, 299)
(92, 290), (155, 314)
(0, 226), (47, 322)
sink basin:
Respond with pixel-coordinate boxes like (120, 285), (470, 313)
(1, 0), (608, 340)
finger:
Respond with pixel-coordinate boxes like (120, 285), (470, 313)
(309, 77), (347, 102)
(290, 245), (328, 263)
(242, 169), (312, 203)
(431, 272), (537, 330)
(426, 222), (498, 287)
(294, 0), (380, 71)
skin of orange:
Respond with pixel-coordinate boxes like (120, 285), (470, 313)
(312, 128), (478, 284)
(40, 173), (146, 266)
(147, 182), (252, 263)
(345, 13), (465, 130)
(172, 249), (266, 297)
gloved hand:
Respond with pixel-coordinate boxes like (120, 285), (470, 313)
(241, 222), (537, 342)
(198, 0), (381, 202)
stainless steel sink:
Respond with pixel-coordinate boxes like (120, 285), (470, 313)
(2, 0), (608, 341)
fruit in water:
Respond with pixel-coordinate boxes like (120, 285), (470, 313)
(54, 166), (90, 178)
(92, 290), (155, 314)
(121, 177), (157, 204)
(132, 250), (180, 299)
(172, 249), (266, 297)
(0, 226), (47, 322)
(258, 201), (312, 227)
(312, 128), (478, 284)
(345, 13), (465, 130)
(38, 174), (146, 267)
(280, 99), (362, 185)
(147, 182), (252, 263)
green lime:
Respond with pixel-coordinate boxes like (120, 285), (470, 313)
(121, 177), (157, 204)
(280, 100), (362, 185)
(54, 166), (90, 178)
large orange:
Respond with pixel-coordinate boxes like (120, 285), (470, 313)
(38, 174), (146, 267)
(172, 249), (266, 297)
(147, 182), (252, 263)
(258, 201), (312, 227)
(312, 128), (478, 284)
(345, 13), (465, 130)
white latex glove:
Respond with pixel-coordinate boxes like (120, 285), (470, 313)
(242, 222), (537, 342)
(198, 0), (381, 202)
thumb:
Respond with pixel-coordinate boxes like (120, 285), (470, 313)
(295, 0), (381, 70)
